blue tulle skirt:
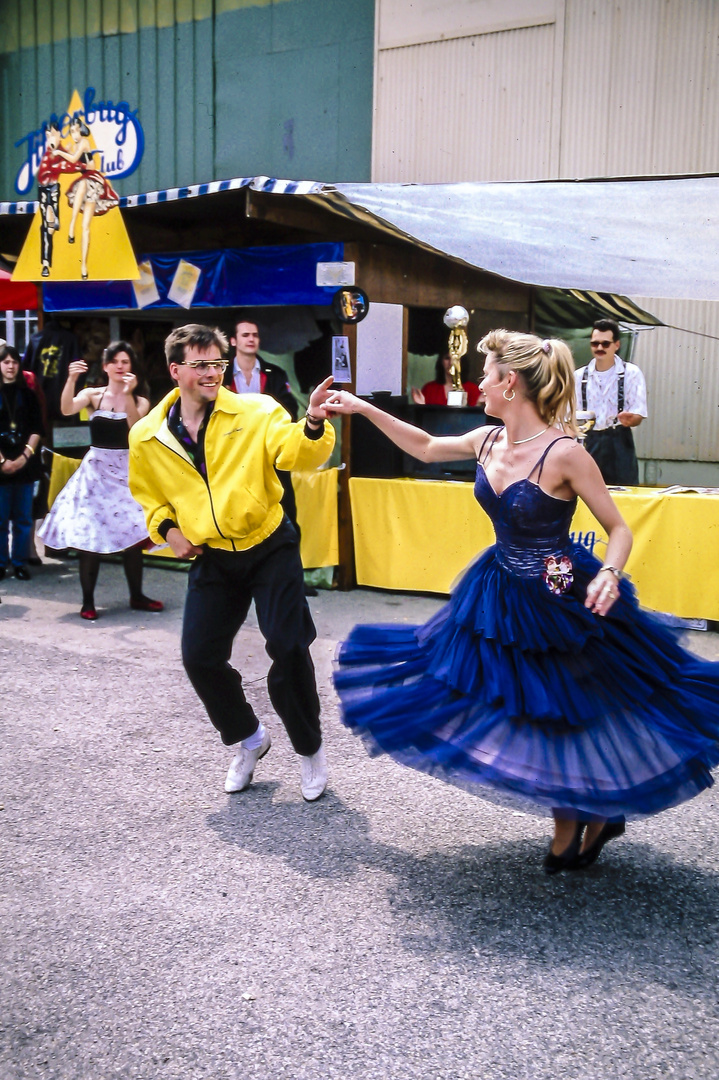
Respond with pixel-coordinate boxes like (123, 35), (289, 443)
(334, 544), (719, 819)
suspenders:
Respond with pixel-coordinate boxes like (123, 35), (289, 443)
(581, 363), (625, 418)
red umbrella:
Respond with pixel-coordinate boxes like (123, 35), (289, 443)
(0, 268), (38, 310)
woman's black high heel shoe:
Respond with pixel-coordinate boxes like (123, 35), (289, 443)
(543, 822), (585, 875)
(575, 818), (626, 869)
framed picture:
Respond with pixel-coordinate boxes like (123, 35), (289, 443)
(332, 336), (352, 383)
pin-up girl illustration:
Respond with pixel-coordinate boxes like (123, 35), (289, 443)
(52, 115), (120, 279)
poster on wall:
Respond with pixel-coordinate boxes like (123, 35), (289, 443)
(331, 336), (352, 383)
(12, 89), (141, 284)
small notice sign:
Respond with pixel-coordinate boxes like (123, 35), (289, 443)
(132, 260), (160, 309)
(332, 336), (352, 383)
(316, 261), (355, 287)
(168, 259), (201, 308)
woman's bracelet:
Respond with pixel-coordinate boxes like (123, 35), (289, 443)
(599, 565), (622, 579)
(305, 412), (324, 427)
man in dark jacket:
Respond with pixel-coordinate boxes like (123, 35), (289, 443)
(225, 320), (298, 420)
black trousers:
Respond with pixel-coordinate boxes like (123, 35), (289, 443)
(584, 426), (639, 486)
(181, 518), (321, 754)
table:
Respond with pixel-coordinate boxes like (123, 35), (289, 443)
(349, 476), (719, 620)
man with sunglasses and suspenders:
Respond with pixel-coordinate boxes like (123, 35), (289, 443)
(574, 319), (647, 485)
(129, 324), (335, 801)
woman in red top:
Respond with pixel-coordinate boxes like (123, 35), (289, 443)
(411, 352), (481, 406)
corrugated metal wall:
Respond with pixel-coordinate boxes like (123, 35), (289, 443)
(373, 0), (719, 186)
(559, 0), (719, 177)
(373, 0), (719, 466)
(0, 0), (215, 197)
(373, 25), (556, 183)
(0, 0), (374, 201)
(631, 299), (719, 465)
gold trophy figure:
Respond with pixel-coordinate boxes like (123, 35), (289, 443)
(443, 305), (470, 407)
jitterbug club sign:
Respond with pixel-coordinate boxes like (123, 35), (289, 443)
(14, 86), (144, 196)
(12, 89), (141, 284)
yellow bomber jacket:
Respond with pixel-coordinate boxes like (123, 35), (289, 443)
(128, 386), (335, 551)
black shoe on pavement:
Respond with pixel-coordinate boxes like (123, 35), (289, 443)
(14, 566), (31, 580)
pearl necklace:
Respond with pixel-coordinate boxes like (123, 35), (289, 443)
(511, 426), (549, 445)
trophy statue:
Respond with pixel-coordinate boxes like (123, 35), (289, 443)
(576, 410), (596, 442)
(443, 305), (470, 407)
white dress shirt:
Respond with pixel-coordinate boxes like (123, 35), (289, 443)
(574, 356), (648, 430)
(232, 357), (261, 395)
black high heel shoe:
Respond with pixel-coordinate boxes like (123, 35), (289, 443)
(575, 819), (625, 869)
(543, 822), (585, 875)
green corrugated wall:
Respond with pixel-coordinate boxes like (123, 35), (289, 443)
(0, 0), (374, 201)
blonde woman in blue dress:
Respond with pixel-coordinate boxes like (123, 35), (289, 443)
(328, 330), (719, 874)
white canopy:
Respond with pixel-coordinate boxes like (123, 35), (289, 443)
(327, 176), (719, 304)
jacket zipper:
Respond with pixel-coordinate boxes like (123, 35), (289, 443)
(202, 414), (229, 543)
(154, 432), (228, 544)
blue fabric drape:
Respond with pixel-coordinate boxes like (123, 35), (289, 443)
(43, 242), (343, 311)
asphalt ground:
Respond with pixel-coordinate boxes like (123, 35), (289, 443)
(1, 555), (718, 1080)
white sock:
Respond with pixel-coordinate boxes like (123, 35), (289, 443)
(241, 723), (266, 751)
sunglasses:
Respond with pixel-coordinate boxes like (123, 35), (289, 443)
(176, 358), (228, 372)
(590, 340), (614, 349)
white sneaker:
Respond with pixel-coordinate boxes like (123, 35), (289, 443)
(300, 744), (327, 802)
(224, 730), (272, 793)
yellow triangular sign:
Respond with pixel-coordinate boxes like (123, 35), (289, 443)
(13, 90), (139, 283)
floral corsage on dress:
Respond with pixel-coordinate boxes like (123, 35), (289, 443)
(543, 554), (573, 595)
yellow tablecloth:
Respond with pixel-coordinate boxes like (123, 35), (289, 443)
(349, 476), (719, 619)
(293, 467), (339, 568)
(47, 453), (82, 509)
(47, 454), (339, 569)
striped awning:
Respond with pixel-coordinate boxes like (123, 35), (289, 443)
(0, 175), (322, 217)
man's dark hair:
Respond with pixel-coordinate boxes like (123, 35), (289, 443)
(592, 318), (621, 342)
(165, 324), (229, 368)
(232, 317), (259, 338)
(45, 118), (61, 134)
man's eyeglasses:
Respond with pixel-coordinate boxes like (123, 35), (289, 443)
(177, 358), (228, 372)
(590, 340), (614, 349)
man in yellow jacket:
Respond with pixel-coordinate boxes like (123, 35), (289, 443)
(129, 324), (336, 800)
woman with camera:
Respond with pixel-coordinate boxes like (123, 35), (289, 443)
(0, 345), (44, 581)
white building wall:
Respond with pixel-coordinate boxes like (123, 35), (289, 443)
(558, 0), (719, 178)
(631, 298), (719, 467)
(373, 0), (563, 182)
(373, 0), (719, 469)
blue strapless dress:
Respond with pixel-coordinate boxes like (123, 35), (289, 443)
(334, 441), (719, 819)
